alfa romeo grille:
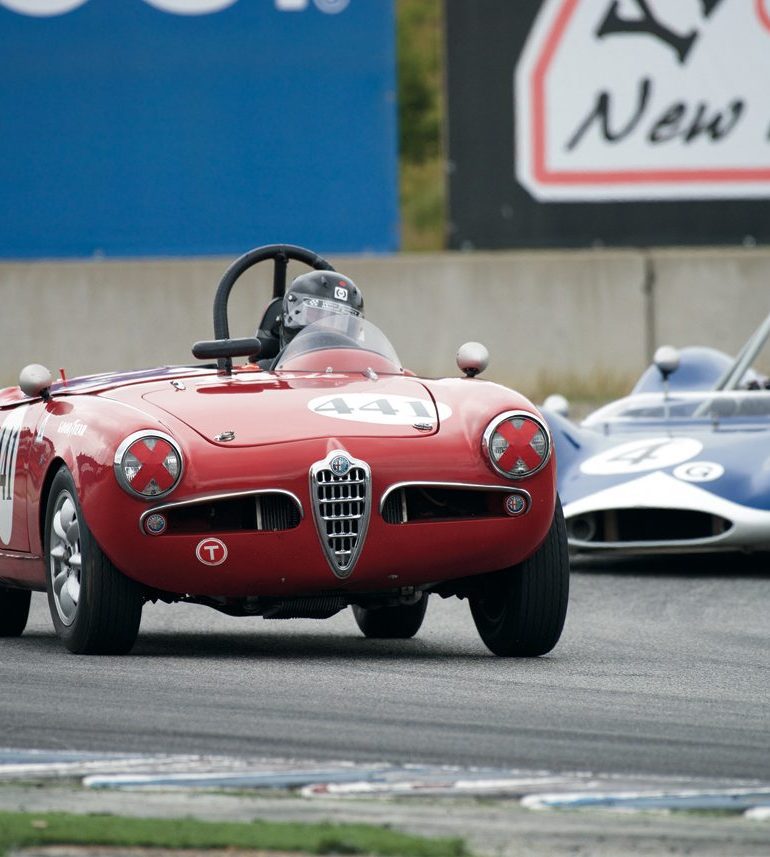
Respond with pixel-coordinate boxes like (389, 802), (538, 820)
(310, 452), (371, 578)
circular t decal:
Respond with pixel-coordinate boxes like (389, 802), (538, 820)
(581, 437), (703, 475)
(196, 537), (228, 566)
(0, 0), (87, 14)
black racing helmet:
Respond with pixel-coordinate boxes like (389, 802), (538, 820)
(281, 270), (364, 346)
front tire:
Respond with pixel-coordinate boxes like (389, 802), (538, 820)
(45, 467), (143, 654)
(0, 586), (31, 637)
(469, 497), (569, 656)
(352, 593), (428, 639)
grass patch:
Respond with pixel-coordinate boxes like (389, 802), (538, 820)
(524, 369), (637, 410)
(0, 811), (469, 857)
(397, 0), (445, 251)
(400, 158), (445, 251)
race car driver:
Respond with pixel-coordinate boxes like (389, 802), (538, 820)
(279, 270), (365, 347)
(253, 270), (365, 368)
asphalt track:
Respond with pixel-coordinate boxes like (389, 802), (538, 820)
(1, 560), (769, 784)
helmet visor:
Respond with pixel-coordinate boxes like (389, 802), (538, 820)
(284, 294), (362, 331)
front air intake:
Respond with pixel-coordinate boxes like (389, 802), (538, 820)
(310, 452), (371, 579)
(567, 508), (732, 544)
(140, 490), (302, 535)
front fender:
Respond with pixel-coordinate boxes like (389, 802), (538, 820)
(539, 407), (600, 479)
(26, 396), (181, 555)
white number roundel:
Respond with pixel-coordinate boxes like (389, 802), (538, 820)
(580, 437), (703, 476)
(308, 394), (451, 425)
(0, 0), (88, 15)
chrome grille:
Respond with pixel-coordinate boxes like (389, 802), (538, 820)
(310, 453), (371, 578)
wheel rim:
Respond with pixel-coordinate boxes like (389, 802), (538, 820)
(49, 489), (82, 627)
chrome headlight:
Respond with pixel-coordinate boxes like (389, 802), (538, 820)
(482, 411), (551, 479)
(114, 431), (183, 500)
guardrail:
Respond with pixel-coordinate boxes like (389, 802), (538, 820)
(2, 247), (768, 400)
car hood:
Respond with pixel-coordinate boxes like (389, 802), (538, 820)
(142, 373), (447, 447)
(550, 420), (770, 512)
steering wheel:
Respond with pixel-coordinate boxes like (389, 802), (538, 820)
(194, 244), (336, 372)
(213, 244), (335, 340)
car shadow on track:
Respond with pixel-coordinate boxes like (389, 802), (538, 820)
(570, 551), (770, 577)
(14, 628), (500, 661)
(129, 631), (495, 661)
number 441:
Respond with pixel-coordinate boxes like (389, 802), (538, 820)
(313, 397), (432, 418)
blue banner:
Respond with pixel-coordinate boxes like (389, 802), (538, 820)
(0, 0), (398, 257)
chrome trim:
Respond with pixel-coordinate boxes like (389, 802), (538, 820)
(379, 481), (532, 514)
(114, 430), (184, 501)
(481, 410), (552, 480)
(310, 451), (371, 579)
(568, 538), (741, 554)
(139, 488), (304, 533)
(0, 550), (41, 562)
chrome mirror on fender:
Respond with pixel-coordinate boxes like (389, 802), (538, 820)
(654, 345), (681, 380)
(543, 393), (570, 418)
(19, 364), (53, 401)
(457, 342), (489, 378)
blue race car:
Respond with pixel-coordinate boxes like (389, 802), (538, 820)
(542, 314), (770, 556)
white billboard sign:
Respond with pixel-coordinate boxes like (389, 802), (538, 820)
(516, 0), (770, 201)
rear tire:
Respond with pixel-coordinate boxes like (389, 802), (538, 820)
(0, 586), (31, 637)
(44, 467), (143, 655)
(469, 497), (569, 656)
(352, 593), (428, 639)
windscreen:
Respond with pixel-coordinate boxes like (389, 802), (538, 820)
(274, 315), (403, 374)
(584, 391), (770, 427)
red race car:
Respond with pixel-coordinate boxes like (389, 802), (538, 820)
(0, 245), (568, 656)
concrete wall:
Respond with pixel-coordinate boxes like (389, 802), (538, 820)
(2, 248), (768, 400)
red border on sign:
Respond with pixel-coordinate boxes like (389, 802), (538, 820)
(531, 0), (770, 185)
(758, 0), (770, 31)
